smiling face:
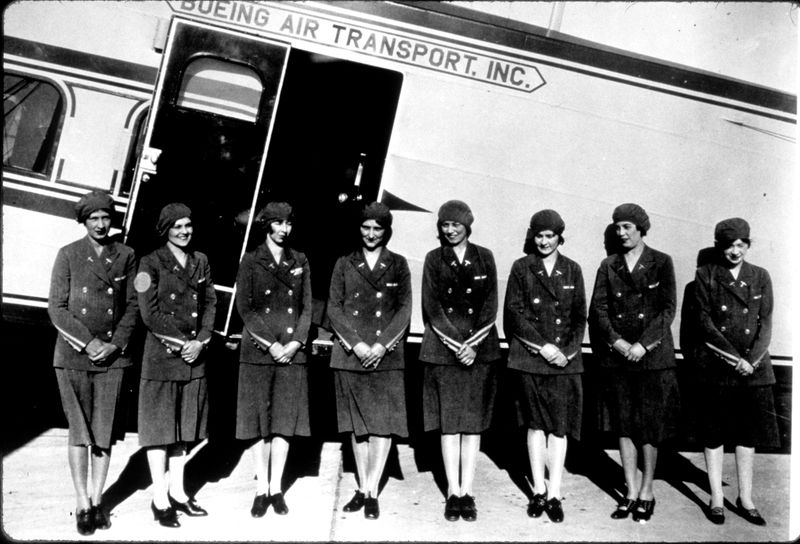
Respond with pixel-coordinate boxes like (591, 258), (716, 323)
(615, 221), (643, 251)
(167, 217), (193, 249)
(534, 230), (559, 258)
(360, 219), (386, 250)
(84, 210), (112, 242)
(440, 221), (468, 247)
(722, 239), (749, 266)
(268, 219), (292, 246)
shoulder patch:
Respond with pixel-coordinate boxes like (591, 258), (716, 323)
(134, 271), (152, 293)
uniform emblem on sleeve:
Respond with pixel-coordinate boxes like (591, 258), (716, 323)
(134, 271), (152, 292)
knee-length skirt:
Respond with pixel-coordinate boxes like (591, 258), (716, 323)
(334, 369), (408, 438)
(236, 363), (310, 440)
(55, 367), (126, 449)
(698, 383), (780, 449)
(138, 377), (208, 447)
(516, 371), (583, 441)
(422, 363), (498, 434)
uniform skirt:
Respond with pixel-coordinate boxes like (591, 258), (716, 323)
(422, 363), (498, 434)
(601, 367), (680, 445)
(516, 371), (583, 441)
(55, 367), (126, 449)
(138, 377), (208, 447)
(698, 384), (780, 449)
(236, 363), (311, 440)
(334, 369), (408, 438)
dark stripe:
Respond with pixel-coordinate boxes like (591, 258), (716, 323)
(3, 185), (126, 224)
(381, 190), (430, 213)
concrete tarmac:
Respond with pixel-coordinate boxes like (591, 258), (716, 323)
(2, 429), (793, 542)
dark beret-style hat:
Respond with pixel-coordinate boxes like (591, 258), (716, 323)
(361, 202), (393, 229)
(437, 200), (474, 227)
(74, 190), (115, 223)
(612, 203), (650, 233)
(156, 202), (192, 237)
(256, 201), (293, 228)
(529, 209), (565, 235)
(714, 217), (750, 245)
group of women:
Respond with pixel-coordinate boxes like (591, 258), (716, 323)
(49, 190), (778, 536)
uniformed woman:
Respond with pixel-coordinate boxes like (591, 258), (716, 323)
(135, 203), (216, 527)
(503, 210), (586, 523)
(420, 200), (501, 522)
(48, 190), (139, 535)
(693, 218), (778, 526)
(235, 202), (312, 518)
(588, 203), (680, 523)
(327, 202), (412, 520)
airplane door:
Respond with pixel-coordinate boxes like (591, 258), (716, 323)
(124, 18), (290, 336)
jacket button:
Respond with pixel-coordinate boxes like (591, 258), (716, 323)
(447, 288), (452, 294)
(720, 326), (726, 332)
(192, 294), (197, 300)
(447, 307), (453, 314)
(615, 292), (622, 298)
(265, 308), (271, 314)
(107, 331), (113, 338)
(353, 310), (359, 316)
(107, 308), (113, 315)
(533, 298), (540, 304)
(637, 313), (644, 319)
(375, 311), (382, 317)
(191, 330), (196, 336)
(616, 314), (622, 319)
(265, 289), (271, 295)
(191, 312), (198, 318)
(744, 328), (751, 335)
(82, 286), (88, 293)
(465, 288), (472, 294)
(376, 292), (383, 299)
(554, 301), (559, 306)
(107, 287), (114, 295)
(354, 292), (359, 298)
(555, 337), (561, 343)
(287, 327), (294, 334)
(170, 293), (176, 300)
(721, 305), (727, 311)
(376, 330), (381, 336)
(467, 308), (473, 315)
(555, 318), (562, 325)
(288, 290), (293, 296)
(743, 308), (749, 314)
(288, 308), (293, 314)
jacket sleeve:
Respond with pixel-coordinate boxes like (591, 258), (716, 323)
(503, 260), (547, 353)
(110, 249), (139, 351)
(326, 257), (363, 352)
(637, 254), (677, 350)
(136, 255), (188, 350)
(291, 256), (313, 347)
(235, 253), (276, 349)
(465, 248), (498, 347)
(422, 252), (464, 349)
(694, 267), (741, 364)
(196, 256), (217, 344)
(378, 256), (412, 351)
(589, 262), (621, 346)
(749, 268), (773, 366)
(48, 247), (93, 351)
(563, 263), (587, 360)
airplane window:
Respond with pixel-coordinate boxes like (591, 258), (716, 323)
(177, 58), (262, 122)
(3, 74), (63, 174)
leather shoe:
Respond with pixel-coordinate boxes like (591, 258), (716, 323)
(459, 494), (477, 522)
(632, 498), (656, 523)
(92, 503), (111, 529)
(707, 503), (725, 525)
(169, 495), (208, 516)
(610, 498), (636, 520)
(271, 492), (289, 515)
(76, 508), (95, 535)
(444, 495), (460, 521)
(545, 497), (564, 523)
(527, 493), (546, 518)
(251, 494), (269, 518)
(364, 497), (380, 519)
(736, 497), (766, 526)
(343, 491), (365, 512)
(151, 501), (180, 528)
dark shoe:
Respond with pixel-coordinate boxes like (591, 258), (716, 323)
(364, 497), (380, 519)
(169, 495), (208, 517)
(610, 498), (636, 520)
(92, 503), (111, 530)
(76, 508), (95, 536)
(251, 494), (269, 518)
(459, 494), (477, 522)
(444, 495), (461, 521)
(271, 492), (289, 515)
(342, 491), (366, 512)
(632, 498), (656, 523)
(736, 497), (766, 526)
(544, 497), (564, 523)
(707, 503), (725, 525)
(151, 501), (180, 528)
(527, 493), (547, 518)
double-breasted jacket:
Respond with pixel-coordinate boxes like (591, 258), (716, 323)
(327, 248), (412, 372)
(236, 244), (312, 365)
(504, 253), (586, 375)
(136, 245), (216, 381)
(694, 261), (775, 387)
(589, 245), (677, 371)
(48, 236), (139, 371)
(419, 243), (501, 365)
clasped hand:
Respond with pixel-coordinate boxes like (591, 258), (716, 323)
(268, 340), (302, 364)
(613, 339), (646, 362)
(735, 358), (754, 377)
(539, 343), (568, 368)
(181, 339), (204, 363)
(86, 338), (118, 364)
(354, 342), (387, 369)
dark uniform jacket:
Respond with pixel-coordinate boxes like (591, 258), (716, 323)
(420, 243), (501, 365)
(694, 261), (775, 387)
(589, 245), (676, 371)
(236, 244), (312, 365)
(327, 248), (412, 372)
(504, 253), (586, 375)
(136, 245), (216, 381)
(48, 236), (139, 371)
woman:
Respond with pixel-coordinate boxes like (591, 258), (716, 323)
(135, 203), (216, 527)
(48, 190), (138, 535)
(588, 203), (679, 523)
(327, 202), (412, 520)
(694, 217), (778, 526)
(503, 210), (586, 523)
(419, 200), (501, 522)
(235, 202), (312, 518)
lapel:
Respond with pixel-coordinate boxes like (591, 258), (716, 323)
(157, 245), (196, 288)
(713, 262), (751, 305)
(351, 248), (393, 290)
(528, 254), (558, 299)
(83, 236), (113, 286)
(441, 244), (477, 286)
(273, 247), (298, 287)
(629, 245), (655, 293)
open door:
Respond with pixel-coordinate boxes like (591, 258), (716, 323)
(124, 18), (290, 335)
